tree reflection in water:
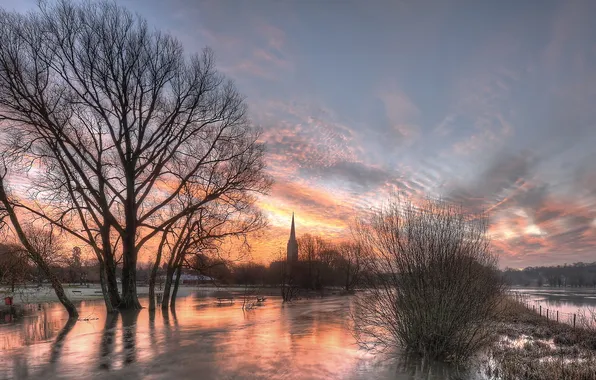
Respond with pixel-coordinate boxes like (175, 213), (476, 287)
(1, 296), (482, 379)
(121, 310), (141, 365)
(26, 317), (78, 379)
(99, 312), (119, 370)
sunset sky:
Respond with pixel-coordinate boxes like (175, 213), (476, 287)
(3, 0), (596, 268)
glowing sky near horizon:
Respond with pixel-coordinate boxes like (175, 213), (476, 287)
(2, 0), (596, 268)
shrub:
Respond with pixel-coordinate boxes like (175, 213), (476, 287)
(351, 196), (505, 363)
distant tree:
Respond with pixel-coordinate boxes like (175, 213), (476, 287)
(298, 234), (328, 290)
(335, 242), (364, 292)
(66, 247), (83, 284)
(504, 262), (596, 289)
(235, 262), (267, 286)
(0, 243), (30, 292)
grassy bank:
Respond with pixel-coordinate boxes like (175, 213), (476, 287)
(482, 298), (596, 380)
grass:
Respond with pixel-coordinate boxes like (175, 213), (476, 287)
(482, 298), (596, 380)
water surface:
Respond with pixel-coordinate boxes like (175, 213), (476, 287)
(511, 286), (596, 324)
(0, 292), (474, 380)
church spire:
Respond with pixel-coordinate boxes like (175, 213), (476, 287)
(287, 212), (298, 262)
(290, 212), (296, 240)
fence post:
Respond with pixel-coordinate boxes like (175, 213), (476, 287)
(547, 309), (549, 320)
(574, 314), (576, 328)
(557, 310), (559, 322)
(540, 305), (542, 316)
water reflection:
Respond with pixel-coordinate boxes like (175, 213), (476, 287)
(99, 313), (118, 370)
(0, 294), (484, 380)
(512, 287), (596, 314)
(121, 310), (140, 365)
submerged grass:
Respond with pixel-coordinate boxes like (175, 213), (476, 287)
(482, 298), (596, 380)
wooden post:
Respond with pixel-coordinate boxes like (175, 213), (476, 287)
(547, 309), (549, 320)
(573, 314), (576, 328)
(557, 310), (559, 322)
(540, 305), (542, 316)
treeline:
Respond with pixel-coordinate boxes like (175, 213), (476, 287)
(0, 243), (98, 290)
(503, 262), (596, 287)
(2, 232), (364, 294)
(140, 233), (364, 292)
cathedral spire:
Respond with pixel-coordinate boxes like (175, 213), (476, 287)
(290, 212), (296, 240)
(287, 212), (298, 262)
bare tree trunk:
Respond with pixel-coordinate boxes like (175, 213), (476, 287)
(98, 260), (115, 314)
(161, 264), (176, 311)
(0, 182), (78, 319)
(121, 224), (141, 309)
(148, 264), (159, 311)
(105, 257), (121, 307)
(100, 225), (121, 307)
(170, 264), (182, 309)
(149, 236), (166, 311)
(121, 254), (140, 309)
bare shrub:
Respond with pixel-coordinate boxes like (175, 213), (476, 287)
(577, 307), (596, 332)
(351, 196), (505, 363)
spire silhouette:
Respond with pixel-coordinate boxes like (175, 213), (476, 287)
(287, 212), (298, 262)
(290, 212), (296, 240)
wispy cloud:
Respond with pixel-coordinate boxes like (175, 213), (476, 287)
(9, 0), (596, 266)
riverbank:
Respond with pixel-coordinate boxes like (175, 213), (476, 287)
(1, 284), (232, 304)
(0, 284), (349, 305)
(483, 298), (596, 379)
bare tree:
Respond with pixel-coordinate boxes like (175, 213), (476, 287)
(298, 234), (328, 290)
(336, 242), (364, 292)
(0, 243), (30, 293)
(0, 0), (270, 309)
(66, 247), (83, 284)
(151, 198), (265, 310)
(351, 196), (505, 363)
(0, 174), (78, 318)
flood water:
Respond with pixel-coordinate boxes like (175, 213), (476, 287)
(511, 286), (596, 322)
(0, 292), (476, 380)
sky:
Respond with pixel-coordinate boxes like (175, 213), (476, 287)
(2, 0), (596, 268)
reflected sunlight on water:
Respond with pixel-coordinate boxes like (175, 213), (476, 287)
(511, 287), (596, 315)
(0, 293), (476, 380)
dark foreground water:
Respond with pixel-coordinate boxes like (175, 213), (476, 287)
(0, 292), (478, 380)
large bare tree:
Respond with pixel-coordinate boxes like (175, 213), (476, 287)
(0, 0), (270, 309)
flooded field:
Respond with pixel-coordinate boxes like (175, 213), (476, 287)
(511, 287), (596, 315)
(0, 292), (476, 380)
